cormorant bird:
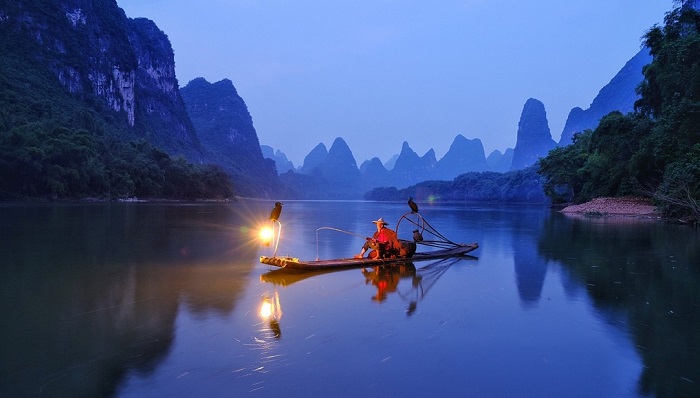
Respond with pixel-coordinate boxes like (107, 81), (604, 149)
(270, 202), (283, 221)
(408, 197), (419, 213)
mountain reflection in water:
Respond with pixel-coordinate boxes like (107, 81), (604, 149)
(538, 215), (700, 397)
(0, 203), (263, 397)
(1, 202), (698, 397)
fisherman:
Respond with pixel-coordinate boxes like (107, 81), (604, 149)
(354, 217), (402, 259)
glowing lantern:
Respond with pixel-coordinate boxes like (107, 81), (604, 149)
(259, 226), (273, 246)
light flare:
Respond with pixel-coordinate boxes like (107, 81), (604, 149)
(259, 226), (273, 246)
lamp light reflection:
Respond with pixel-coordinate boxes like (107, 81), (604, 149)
(259, 291), (283, 339)
(260, 299), (273, 318)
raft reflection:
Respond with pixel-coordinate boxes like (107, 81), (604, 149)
(260, 256), (477, 321)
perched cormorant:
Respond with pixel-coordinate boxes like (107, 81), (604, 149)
(270, 202), (283, 221)
(408, 197), (419, 213)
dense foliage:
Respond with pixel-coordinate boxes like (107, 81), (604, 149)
(364, 166), (547, 203)
(538, 4), (700, 220)
(0, 10), (234, 201)
(0, 125), (233, 200)
(538, 113), (654, 202)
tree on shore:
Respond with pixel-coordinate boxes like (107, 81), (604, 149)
(538, 4), (700, 221)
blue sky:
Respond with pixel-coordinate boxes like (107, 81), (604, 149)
(117, 1), (672, 166)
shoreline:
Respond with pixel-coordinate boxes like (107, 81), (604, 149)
(560, 197), (663, 219)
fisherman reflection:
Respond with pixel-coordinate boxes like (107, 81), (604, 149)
(362, 263), (418, 306)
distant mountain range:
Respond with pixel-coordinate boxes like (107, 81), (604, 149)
(1, 0), (656, 201)
(263, 42), (652, 199)
(264, 47), (649, 198)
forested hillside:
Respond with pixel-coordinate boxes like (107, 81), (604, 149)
(538, 5), (700, 221)
(0, 2), (235, 200)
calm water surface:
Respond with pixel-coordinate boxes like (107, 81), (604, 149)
(1, 201), (698, 397)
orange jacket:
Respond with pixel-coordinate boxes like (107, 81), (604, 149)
(373, 227), (401, 255)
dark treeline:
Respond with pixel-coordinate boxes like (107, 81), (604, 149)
(0, 107), (233, 201)
(0, 126), (233, 201)
(365, 166), (547, 203)
(538, 4), (700, 221)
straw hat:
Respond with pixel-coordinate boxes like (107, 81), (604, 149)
(372, 217), (388, 225)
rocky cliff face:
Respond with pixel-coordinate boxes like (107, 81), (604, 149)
(1, 0), (202, 160)
(24, 1), (136, 118)
(127, 17), (201, 159)
(180, 78), (280, 197)
(559, 48), (651, 146)
(511, 98), (557, 170)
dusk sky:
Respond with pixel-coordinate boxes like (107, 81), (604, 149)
(117, 1), (672, 166)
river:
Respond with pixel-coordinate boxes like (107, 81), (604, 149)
(0, 201), (698, 397)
